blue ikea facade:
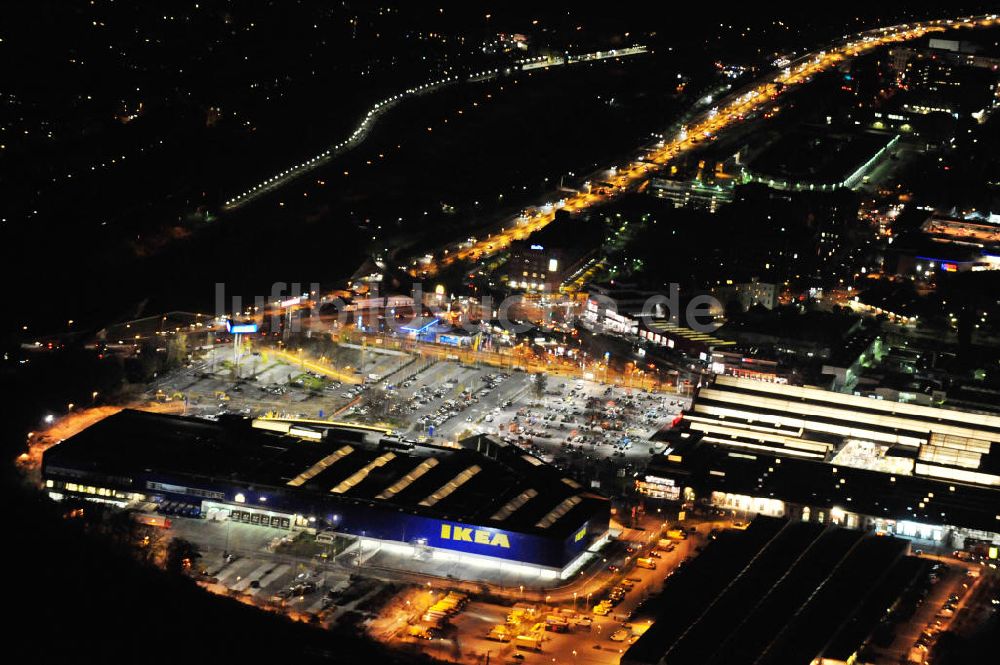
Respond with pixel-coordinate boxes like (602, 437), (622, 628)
(331, 508), (590, 569)
(328, 509), (600, 569)
(54, 465), (606, 570)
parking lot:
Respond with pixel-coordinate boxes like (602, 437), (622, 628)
(480, 378), (689, 464)
(143, 342), (687, 457)
(390, 363), (532, 439)
(171, 517), (405, 625)
(379, 518), (722, 665)
(147, 342), (443, 414)
(871, 555), (985, 665)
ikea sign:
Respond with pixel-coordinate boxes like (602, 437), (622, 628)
(440, 523), (510, 548)
(424, 518), (546, 562)
(314, 506), (598, 568)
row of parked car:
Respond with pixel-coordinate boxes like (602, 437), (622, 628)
(594, 577), (640, 615)
(156, 501), (201, 518)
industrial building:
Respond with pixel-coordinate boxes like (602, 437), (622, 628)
(647, 175), (734, 212)
(888, 213), (1000, 277)
(642, 376), (1000, 549)
(622, 516), (928, 665)
(42, 410), (610, 580)
(889, 37), (1000, 118)
(743, 127), (899, 191)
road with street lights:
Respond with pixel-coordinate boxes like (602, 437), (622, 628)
(403, 17), (979, 281)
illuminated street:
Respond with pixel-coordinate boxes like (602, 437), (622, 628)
(8, 6), (1000, 665)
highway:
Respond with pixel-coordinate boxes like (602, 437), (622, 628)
(405, 14), (999, 279)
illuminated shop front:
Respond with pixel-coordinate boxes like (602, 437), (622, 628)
(635, 474), (681, 501)
(709, 491), (786, 518)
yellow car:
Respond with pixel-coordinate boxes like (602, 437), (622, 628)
(593, 603), (612, 616)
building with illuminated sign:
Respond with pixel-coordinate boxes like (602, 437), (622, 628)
(583, 284), (662, 336)
(634, 473), (681, 501)
(582, 283), (735, 355)
(888, 212), (1000, 278)
(706, 351), (790, 384)
(643, 376), (1000, 549)
(505, 211), (603, 292)
(399, 316), (440, 340)
(42, 411), (610, 581)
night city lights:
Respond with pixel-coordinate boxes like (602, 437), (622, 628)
(4, 3), (1000, 664)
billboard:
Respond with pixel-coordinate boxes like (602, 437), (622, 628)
(226, 319), (259, 334)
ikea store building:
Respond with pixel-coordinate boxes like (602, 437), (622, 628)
(42, 410), (610, 580)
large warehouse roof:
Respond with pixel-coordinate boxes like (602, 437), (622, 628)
(623, 517), (924, 665)
(686, 376), (1000, 485)
(43, 410), (607, 539)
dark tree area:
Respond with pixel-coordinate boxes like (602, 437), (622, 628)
(5, 476), (439, 664)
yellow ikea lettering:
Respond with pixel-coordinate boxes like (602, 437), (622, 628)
(439, 523), (510, 548)
(574, 526), (587, 542)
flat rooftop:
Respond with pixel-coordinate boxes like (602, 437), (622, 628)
(748, 127), (896, 185)
(43, 410), (607, 539)
(922, 215), (1000, 244)
(689, 375), (1000, 476)
(717, 310), (862, 347)
(661, 376), (1000, 533)
(623, 517), (923, 665)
